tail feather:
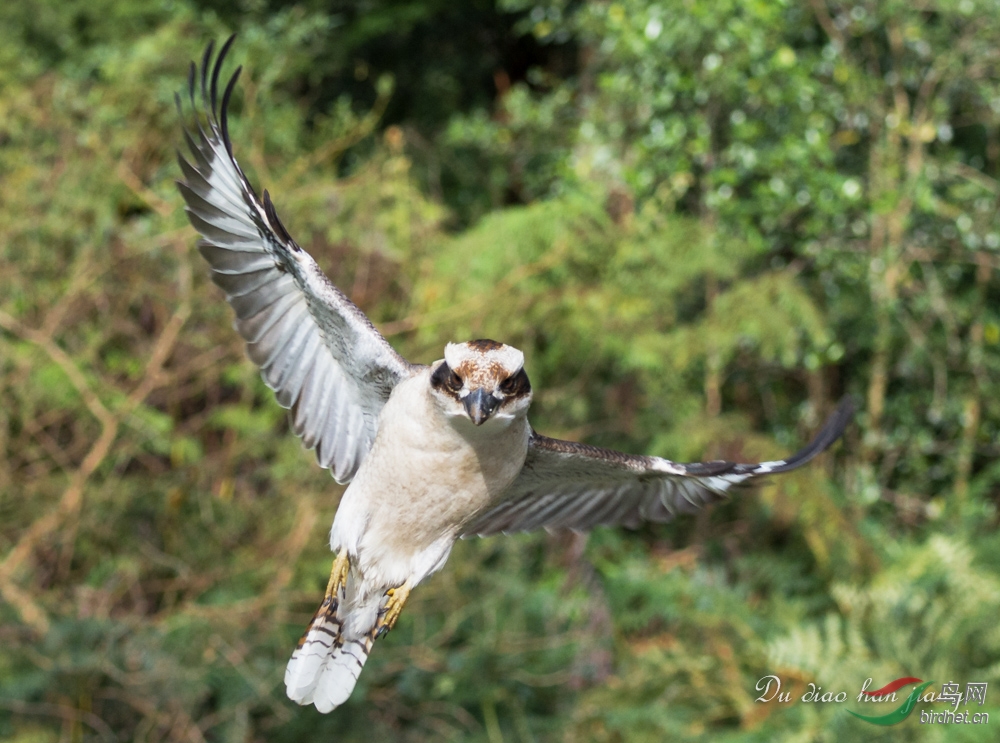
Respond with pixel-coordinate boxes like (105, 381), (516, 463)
(284, 587), (379, 712)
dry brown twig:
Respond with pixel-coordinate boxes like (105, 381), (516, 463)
(0, 698), (118, 743)
(0, 238), (193, 634)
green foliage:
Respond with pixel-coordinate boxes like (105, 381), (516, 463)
(3, 1), (1000, 742)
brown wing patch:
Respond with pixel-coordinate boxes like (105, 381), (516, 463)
(529, 432), (652, 468)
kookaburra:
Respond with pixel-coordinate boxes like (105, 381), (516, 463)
(177, 38), (853, 713)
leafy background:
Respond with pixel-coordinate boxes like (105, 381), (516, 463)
(2, 0), (1000, 740)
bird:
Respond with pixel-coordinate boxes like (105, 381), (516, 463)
(176, 37), (853, 714)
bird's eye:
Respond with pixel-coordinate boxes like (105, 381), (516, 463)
(431, 361), (463, 393)
(499, 369), (530, 396)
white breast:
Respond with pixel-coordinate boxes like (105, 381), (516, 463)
(329, 368), (530, 588)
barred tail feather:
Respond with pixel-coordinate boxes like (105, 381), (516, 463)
(284, 590), (378, 713)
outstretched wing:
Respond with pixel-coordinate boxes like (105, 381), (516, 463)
(462, 397), (853, 536)
(176, 37), (419, 483)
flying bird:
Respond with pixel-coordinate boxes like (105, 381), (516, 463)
(176, 37), (853, 714)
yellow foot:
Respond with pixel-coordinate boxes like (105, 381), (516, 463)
(375, 581), (412, 637)
(324, 550), (350, 600)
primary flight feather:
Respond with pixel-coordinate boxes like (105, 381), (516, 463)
(176, 37), (853, 713)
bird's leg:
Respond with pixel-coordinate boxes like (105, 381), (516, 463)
(324, 550), (350, 600)
(375, 579), (413, 637)
(294, 551), (351, 653)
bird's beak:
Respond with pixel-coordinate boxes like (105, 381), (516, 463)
(463, 388), (499, 426)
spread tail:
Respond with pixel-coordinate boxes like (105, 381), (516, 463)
(284, 586), (379, 713)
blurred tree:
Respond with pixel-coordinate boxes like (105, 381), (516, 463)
(475, 0), (1000, 508)
(2, 1), (999, 742)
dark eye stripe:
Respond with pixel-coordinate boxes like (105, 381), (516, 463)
(499, 368), (530, 397)
(431, 361), (463, 397)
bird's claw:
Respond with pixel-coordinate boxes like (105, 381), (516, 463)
(375, 583), (411, 635)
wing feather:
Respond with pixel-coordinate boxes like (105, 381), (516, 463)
(275, 332), (320, 407)
(177, 38), (419, 483)
(463, 398), (853, 536)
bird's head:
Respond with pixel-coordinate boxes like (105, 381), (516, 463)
(429, 339), (532, 426)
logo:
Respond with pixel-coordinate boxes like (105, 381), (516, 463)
(754, 674), (990, 726)
(848, 677), (933, 726)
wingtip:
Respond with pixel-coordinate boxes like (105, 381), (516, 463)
(262, 189), (297, 247)
(211, 34), (239, 119)
(764, 395), (855, 474)
(816, 394), (856, 447)
(199, 40), (214, 107)
(219, 64), (243, 155)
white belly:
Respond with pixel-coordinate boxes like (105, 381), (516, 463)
(329, 371), (529, 588)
